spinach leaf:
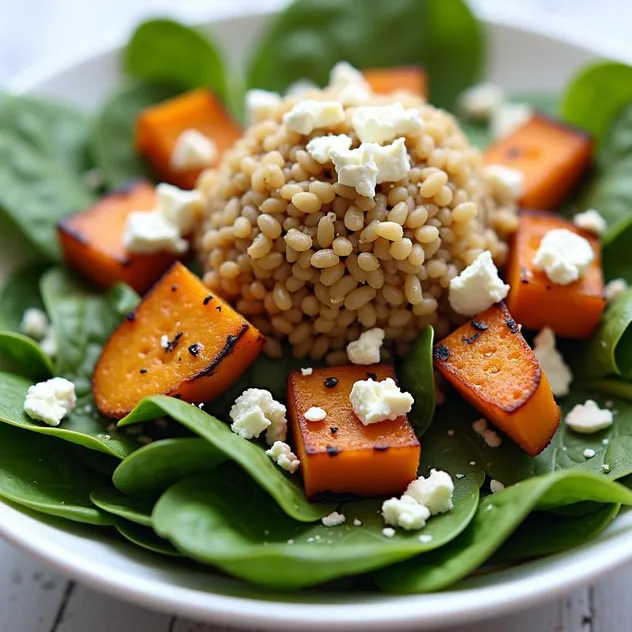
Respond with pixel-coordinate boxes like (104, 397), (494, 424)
(113, 437), (226, 499)
(399, 327), (435, 436)
(247, 0), (483, 109)
(0, 332), (53, 380)
(561, 61), (632, 147)
(0, 262), (49, 332)
(124, 19), (228, 102)
(90, 487), (154, 527)
(118, 396), (335, 522)
(91, 82), (181, 188)
(113, 518), (181, 557)
(491, 502), (619, 564)
(602, 214), (632, 282)
(154, 458), (480, 589)
(373, 469), (632, 593)
(0, 422), (112, 526)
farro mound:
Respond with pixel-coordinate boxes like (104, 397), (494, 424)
(196, 85), (517, 364)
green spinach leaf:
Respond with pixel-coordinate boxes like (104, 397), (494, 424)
(373, 469), (632, 593)
(0, 332), (53, 380)
(247, 0), (482, 109)
(113, 518), (180, 557)
(113, 437), (226, 499)
(0, 262), (49, 332)
(0, 422), (112, 526)
(124, 19), (228, 101)
(91, 82), (181, 188)
(90, 487), (154, 527)
(118, 396), (334, 522)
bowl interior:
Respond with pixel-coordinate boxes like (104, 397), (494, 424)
(2, 8), (632, 632)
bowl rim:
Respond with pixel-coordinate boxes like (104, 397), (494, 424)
(3, 6), (632, 631)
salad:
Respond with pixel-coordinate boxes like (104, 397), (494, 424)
(2, 0), (632, 594)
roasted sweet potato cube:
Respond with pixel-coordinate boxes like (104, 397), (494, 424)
(483, 114), (593, 210)
(434, 302), (560, 456)
(287, 364), (420, 499)
(506, 211), (605, 339)
(362, 66), (428, 99)
(57, 180), (179, 294)
(93, 262), (264, 418)
(135, 88), (242, 189)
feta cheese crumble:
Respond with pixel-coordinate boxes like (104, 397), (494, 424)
(160, 335), (170, 350)
(170, 129), (217, 171)
(605, 278), (628, 302)
(265, 441), (300, 473)
(484, 164), (524, 205)
(322, 511), (346, 527)
(39, 327), (58, 358)
(405, 469), (454, 515)
(351, 103), (422, 144)
(283, 100), (345, 135)
(229, 388), (288, 444)
(448, 251), (509, 317)
(490, 102), (533, 139)
(156, 183), (203, 235)
(532, 228), (594, 286)
(573, 209), (607, 236)
(347, 327), (385, 365)
(566, 400), (613, 434)
(20, 308), (49, 340)
(583, 448), (596, 459)
(306, 134), (353, 164)
(301, 367), (313, 376)
(285, 79), (319, 97)
(23, 377), (76, 427)
(472, 418), (502, 447)
(532, 328), (573, 397)
(304, 406), (327, 422)
(245, 89), (282, 125)
(123, 211), (188, 255)
(490, 479), (505, 493)
(353, 518), (363, 527)
(349, 377), (413, 425)
(382, 527), (396, 538)
(329, 61), (368, 91)
(457, 83), (505, 121)
(382, 495), (431, 530)
(370, 137), (411, 183)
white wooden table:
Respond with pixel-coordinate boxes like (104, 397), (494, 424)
(2, 0), (632, 630)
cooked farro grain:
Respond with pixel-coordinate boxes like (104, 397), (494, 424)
(196, 80), (517, 361)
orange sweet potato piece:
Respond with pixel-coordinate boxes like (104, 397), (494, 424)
(483, 114), (593, 210)
(363, 66), (428, 98)
(93, 262), (264, 418)
(505, 211), (605, 339)
(135, 89), (242, 189)
(57, 180), (179, 294)
(434, 302), (560, 456)
(287, 364), (420, 499)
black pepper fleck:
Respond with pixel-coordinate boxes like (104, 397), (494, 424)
(165, 332), (183, 353)
(471, 320), (488, 331)
(203, 294), (213, 305)
(433, 345), (450, 361)
(140, 368), (148, 374)
(125, 312), (136, 322)
(546, 285), (552, 291)
(366, 372), (378, 380)
(330, 426), (338, 434)
(462, 333), (480, 344)
(324, 377), (339, 389)
(326, 445), (340, 457)
(374, 445), (389, 452)
(216, 306), (222, 312)
(173, 394), (182, 399)
(188, 343), (203, 357)
(171, 285), (178, 292)
(505, 318), (519, 334)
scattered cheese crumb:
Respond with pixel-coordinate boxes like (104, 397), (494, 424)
(265, 441), (300, 473)
(170, 129), (217, 171)
(301, 367), (313, 376)
(472, 418), (502, 448)
(419, 534), (433, 544)
(352, 103), (422, 144)
(382, 527), (396, 538)
(20, 308), (49, 340)
(349, 377), (413, 425)
(455, 473), (465, 479)
(405, 469), (454, 515)
(23, 377), (76, 427)
(347, 327), (385, 365)
(447, 429), (455, 437)
(490, 479), (505, 493)
(156, 183), (203, 234)
(287, 539), (295, 544)
(39, 327), (58, 358)
(484, 164), (524, 205)
(123, 211), (188, 255)
(306, 134), (353, 164)
(304, 406), (327, 422)
(583, 448), (596, 459)
(329, 61), (368, 91)
(605, 278), (628, 302)
(566, 400), (613, 434)
(370, 137), (411, 183)
(322, 511), (346, 527)
(448, 251), (509, 317)
(286, 79), (319, 97)
(603, 464), (611, 473)
(533, 228), (594, 286)
(284, 100), (345, 135)
(382, 495), (431, 530)
(160, 335), (170, 350)
(532, 328), (573, 397)
(245, 89), (282, 125)
(229, 388), (287, 444)
(573, 209), (607, 236)
(490, 102), (533, 139)
(457, 83), (505, 121)
(353, 518), (362, 527)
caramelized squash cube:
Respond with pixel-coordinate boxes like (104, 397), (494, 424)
(363, 66), (428, 99)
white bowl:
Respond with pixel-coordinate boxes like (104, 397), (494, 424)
(3, 7), (632, 631)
